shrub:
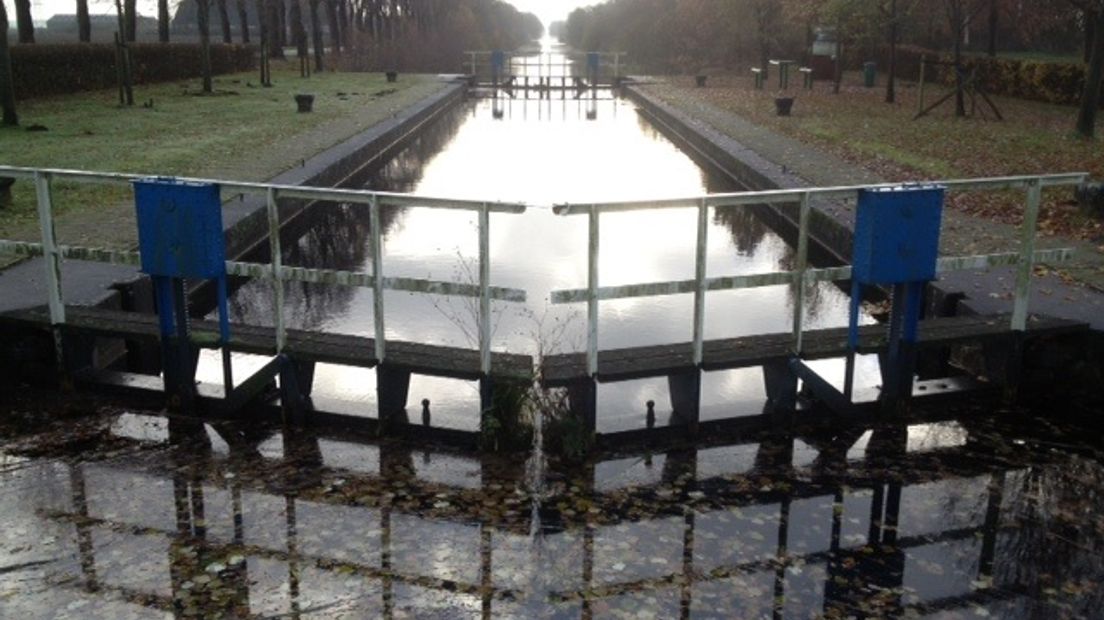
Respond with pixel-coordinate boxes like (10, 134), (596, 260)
(10, 43), (255, 100)
(888, 45), (1103, 108)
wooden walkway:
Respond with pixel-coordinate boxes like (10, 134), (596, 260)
(1, 305), (532, 381)
(543, 314), (1087, 386)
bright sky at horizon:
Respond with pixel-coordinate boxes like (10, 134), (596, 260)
(7, 0), (598, 26)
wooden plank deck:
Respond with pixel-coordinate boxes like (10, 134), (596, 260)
(542, 314), (1087, 386)
(0, 305), (533, 381)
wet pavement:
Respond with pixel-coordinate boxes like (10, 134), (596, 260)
(2, 388), (1102, 619)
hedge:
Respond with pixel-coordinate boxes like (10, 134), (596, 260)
(10, 43), (256, 100)
(881, 45), (1101, 107)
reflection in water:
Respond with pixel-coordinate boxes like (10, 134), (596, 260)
(2, 403), (1103, 618)
(202, 39), (879, 430)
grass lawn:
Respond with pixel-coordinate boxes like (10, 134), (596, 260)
(658, 72), (1104, 245)
(0, 61), (443, 249)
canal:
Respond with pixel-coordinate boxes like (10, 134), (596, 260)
(201, 39), (877, 433)
(3, 39), (1104, 620)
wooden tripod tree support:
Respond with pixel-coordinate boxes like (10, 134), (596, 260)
(914, 60), (1003, 121)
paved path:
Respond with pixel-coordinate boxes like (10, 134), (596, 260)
(637, 80), (1104, 329)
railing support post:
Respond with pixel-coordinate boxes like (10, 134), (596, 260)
(692, 198), (708, 366)
(792, 192), (811, 354)
(587, 205), (599, 377)
(1012, 179), (1042, 332)
(34, 171), (67, 381)
(266, 188), (287, 353)
(479, 203), (491, 377)
(370, 195), (386, 363)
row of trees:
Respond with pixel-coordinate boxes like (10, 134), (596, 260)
(0, 0), (540, 125)
(562, 0), (1104, 138)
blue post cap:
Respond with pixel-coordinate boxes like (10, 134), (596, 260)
(133, 177), (226, 280)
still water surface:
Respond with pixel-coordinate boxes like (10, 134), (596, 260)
(0, 399), (1101, 618)
(203, 41), (876, 432)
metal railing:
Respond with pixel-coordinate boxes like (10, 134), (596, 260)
(0, 167), (1089, 381)
(0, 165), (528, 375)
(464, 50), (626, 82)
(550, 173), (1088, 376)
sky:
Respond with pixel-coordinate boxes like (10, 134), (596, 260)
(503, 0), (595, 27)
(10, 0), (598, 27)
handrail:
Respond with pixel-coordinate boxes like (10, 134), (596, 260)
(0, 165), (527, 214)
(0, 166), (528, 375)
(0, 167), (1088, 380)
(548, 173), (1087, 376)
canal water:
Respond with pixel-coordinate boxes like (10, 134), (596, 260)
(1, 395), (1102, 618)
(201, 39), (878, 433)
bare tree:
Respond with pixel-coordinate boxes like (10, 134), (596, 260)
(0, 0), (17, 126)
(158, 0), (170, 41)
(237, 0), (251, 43)
(196, 0), (214, 92)
(310, 0), (325, 70)
(1068, 0), (1104, 138)
(124, 0), (137, 41)
(217, 0), (233, 43)
(13, 0), (34, 44)
(78, 0), (92, 42)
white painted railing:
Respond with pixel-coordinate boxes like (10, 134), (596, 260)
(0, 167), (1090, 381)
(464, 50), (626, 82)
(550, 173), (1088, 376)
(0, 165), (527, 375)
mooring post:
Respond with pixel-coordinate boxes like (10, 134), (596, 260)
(667, 370), (701, 436)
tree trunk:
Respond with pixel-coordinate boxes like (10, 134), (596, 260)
(14, 0), (34, 44)
(217, 0), (232, 43)
(0, 2), (17, 126)
(237, 0), (250, 43)
(124, 0), (136, 41)
(953, 4), (966, 117)
(1087, 13), (1097, 65)
(1076, 10), (1104, 139)
(834, 20), (843, 95)
(310, 0), (324, 71)
(325, 0), (341, 52)
(197, 0), (213, 92)
(266, 0), (285, 58)
(987, 0), (998, 57)
(886, 0), (898, 104)
(77, 0), (92, 42)
(157, 0), (169, 42)
(289, 0), (307, 67)
(277, 0), (288, 48)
